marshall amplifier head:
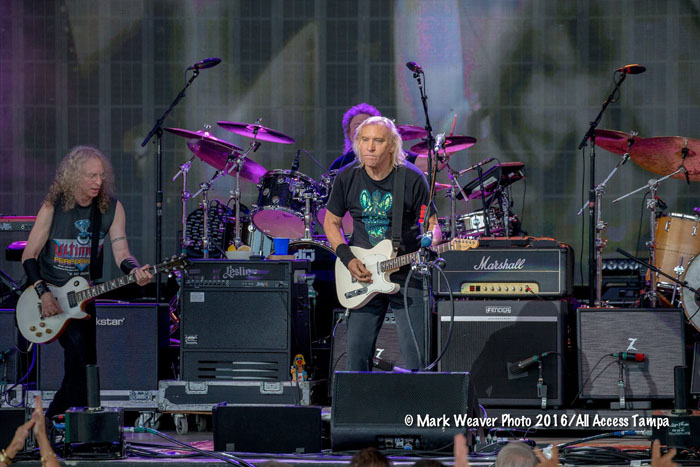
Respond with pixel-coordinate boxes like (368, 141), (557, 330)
(434, 243), (573, 298)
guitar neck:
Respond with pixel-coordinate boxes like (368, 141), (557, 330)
(73, 263), (161, 303)
(379, 242), (454, 273)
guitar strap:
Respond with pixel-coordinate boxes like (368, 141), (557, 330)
(391, 165), (406, 253)
(89, 200), (103, 281)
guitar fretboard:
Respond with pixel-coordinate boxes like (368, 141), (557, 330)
(379, 241), (463, 273)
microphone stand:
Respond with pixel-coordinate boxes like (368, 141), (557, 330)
(141, 68), (202, 303)
(577, 71), (628, 306)
(410, 68), (437, 368)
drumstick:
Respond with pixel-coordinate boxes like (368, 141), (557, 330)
(449, 114), (457, 136)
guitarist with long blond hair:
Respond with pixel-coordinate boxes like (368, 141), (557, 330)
(323, 116), (441, 372)
(21, 146), (153, 422)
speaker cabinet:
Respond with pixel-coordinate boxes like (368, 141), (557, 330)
(0, 310), (18, 383)
(213, 405), (322, 453)
(39, 303), (167, 391)
(331, 372), (478, 451)
(180, 260), (310, 381)
(330, 310), (404, 373)
(577, 308), (684, 399)
(437, 300), (566, 407)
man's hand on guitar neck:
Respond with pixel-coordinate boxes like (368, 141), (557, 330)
(39, 291), (61, 317)
(348, 258), (373, 283)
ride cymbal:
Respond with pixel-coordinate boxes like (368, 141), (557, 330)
(396, 124), (428, 141)
(629, 136), (700, 181)
(593, 129), (639, 155)
(410, 135), (477, 156)
(217, 121), (295, 144)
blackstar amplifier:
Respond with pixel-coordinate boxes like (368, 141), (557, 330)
(434, 240), (573, 297)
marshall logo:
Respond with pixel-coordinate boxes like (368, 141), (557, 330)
(96, 317), (125, 326)
(485, 306), (512, 314)
(222, 265), (257, 279)
(474, 256), (526, 271)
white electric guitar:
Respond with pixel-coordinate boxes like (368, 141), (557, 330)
(16, 255), (190, 344)
(335, 238), (478, 309)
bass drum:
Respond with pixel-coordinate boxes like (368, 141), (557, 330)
(288, 240), (340, 340)
(681, 255), (700, 331)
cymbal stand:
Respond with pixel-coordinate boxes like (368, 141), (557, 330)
(227, 127), (262, 249)
(172, 155), (195, 254)
(613, 166), (685, 307)
(193, 165), (232, 258)
(577, 139), (634, 305)
(671, 256), (685, 306)
(301, 191), (314, 240)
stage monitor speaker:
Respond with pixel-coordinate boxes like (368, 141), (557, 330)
(213, 405), (322, 453)
(577, 308), (684, 399)
(0, 310), (19, 383)
(39, 303), (166, 391)
(331, 372), (478, 451)
(437, 300), (566, 407)
(330, 310), (404, 373)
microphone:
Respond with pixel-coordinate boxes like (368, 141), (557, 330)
(406, 61), (423, 74)
(420, 230), (433, 248)
(372, 356), (411, 373)
(612, 352), (645, 362)
(186, 57), (222, 71)
(616, 64), (646, 75)
(291, 149), (301, 172)
(433, 133), (446, 154)
(509, 352), (549, 375)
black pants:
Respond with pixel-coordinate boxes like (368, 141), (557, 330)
(45, 303), (96, 418)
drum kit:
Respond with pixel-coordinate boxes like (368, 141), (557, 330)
(590, 129), (700, 326)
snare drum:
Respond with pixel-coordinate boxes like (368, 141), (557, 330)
(315, 170), (353, 234)
(654, 213), (700, 288)
(681, 255), (700, 331)
(456, 208), (503, 237)
(252, 169), (317, 239)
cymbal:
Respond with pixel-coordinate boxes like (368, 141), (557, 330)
(165, 128), (266, 183)
(593, 129), (639, 155)
(410, 135), (477, 156)
(217, 121), (295, 144)
(629, 136), (700, 181)
(396, 124), (428, 141)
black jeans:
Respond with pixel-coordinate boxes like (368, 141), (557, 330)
(45, 303), (96, 418)
(344, 276), (427, 371)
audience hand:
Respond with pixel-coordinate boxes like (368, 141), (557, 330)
(651, 439), (678, 467)
(453, 433), (469, 467)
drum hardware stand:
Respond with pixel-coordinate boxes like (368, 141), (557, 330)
(142, 66), (203, 304)
(444, 162), (474, 239)
(301, 191), (314, 240)
(614, 166), (685, 307)
(172, 156), (195, 254)
(474, 165), (492, 237)
(227, 126), (262, 249)
(577, 139), (635, 305)
(671, 256), (685, 306)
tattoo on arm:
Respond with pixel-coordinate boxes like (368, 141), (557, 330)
(111, 236), (126, 245)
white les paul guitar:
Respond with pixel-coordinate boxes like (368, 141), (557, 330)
(335, 238), (478, 309)
(16, 255), (190, 344)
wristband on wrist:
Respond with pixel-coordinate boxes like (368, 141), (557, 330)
(40, 451), (56, 466)
(335, 243), (356, 269)
(120, 257), (140, 275)
(0, 448), (13, 465)
(34, 280), (50, 298)
(23, 258), (42, 285)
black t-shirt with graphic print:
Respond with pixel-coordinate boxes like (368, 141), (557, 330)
(325, 161), (433, 257)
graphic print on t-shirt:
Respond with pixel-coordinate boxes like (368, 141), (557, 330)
(52, 218), (104, 273)
(360, 189), (392, 245)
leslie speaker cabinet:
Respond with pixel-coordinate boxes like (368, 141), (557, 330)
(577, 308), (684, 401)
(180, 259), (310, 381)
(438, 300), (566, 407)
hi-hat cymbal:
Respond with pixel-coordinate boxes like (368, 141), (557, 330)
(165, 128), (267, 183)
(410, 135), (477, 156)
(629, 136), (700, 181)
(396, 124), (428, 141)
(593, 129), (639, 155)
(217, 121), (295, 144)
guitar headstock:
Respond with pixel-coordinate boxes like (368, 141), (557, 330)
(450, 238), (479, 251)
(159, 255), (192, 273)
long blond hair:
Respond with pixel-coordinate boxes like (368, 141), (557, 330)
(45, 146), (114, 213)
(351, 116), (406, 168)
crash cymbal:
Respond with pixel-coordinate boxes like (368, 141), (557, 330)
(165, 128), (244, 152)
(593, 129), (639, 155)
(629, 136), (700, 181)
(165, 128), (266, 183)
(217, 121), (295, 144)
(396, 124), (428, 141)
(410, 135), (477, 156)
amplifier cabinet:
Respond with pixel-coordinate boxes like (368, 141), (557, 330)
(434, 246), (573, 297)
(438, 300), (566, 407)
(39, 303), (167, 391)
(577, 308), (684, 399)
